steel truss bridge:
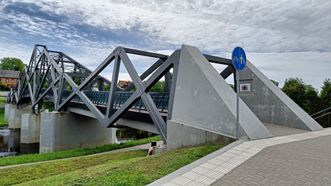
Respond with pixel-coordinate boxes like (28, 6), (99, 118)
(9, 44), (238, 143)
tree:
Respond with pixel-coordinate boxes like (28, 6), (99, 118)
(270, 79), (279, 87)
(320, 79), (331, 109)
(149, 81), (166, 92)
(303, 84), (321, 114)
(282, 78), (306, 108)
(0, 57), (25, 71)
(282, 78), (320, 114)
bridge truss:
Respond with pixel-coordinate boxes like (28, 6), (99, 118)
(10, 44), (235, 143)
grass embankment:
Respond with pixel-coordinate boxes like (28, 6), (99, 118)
(0, 143), (223, 186)
(0, 136), (160, 167)
(0, 96), (7, 127)
(0, 108), (6, 127)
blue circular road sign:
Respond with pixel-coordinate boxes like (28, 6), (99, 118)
(232, 47), (247, 71)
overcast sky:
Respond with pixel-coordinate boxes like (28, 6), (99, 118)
(0, 0), (330, 90)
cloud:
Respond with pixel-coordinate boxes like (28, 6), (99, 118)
(0, 0), (330, 90)
(0, 42), (31, 62)
(248, 51), (331, 90)
(4, 0), (330, 53)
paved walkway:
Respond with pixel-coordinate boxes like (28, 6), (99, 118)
(213, 134), (331, 186)
(263, 123), (307, 136)
(150, 128), (331, 186)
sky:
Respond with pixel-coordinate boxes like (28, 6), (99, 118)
(0, 0), (330, 90)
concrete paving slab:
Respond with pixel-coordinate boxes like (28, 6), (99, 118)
(151, 128), (331, 186)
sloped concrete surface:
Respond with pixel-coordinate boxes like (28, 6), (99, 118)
(169, 45), (271, 142)
(239, 61), (322, 131)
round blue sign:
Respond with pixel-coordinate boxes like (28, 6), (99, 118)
(232, 47), (246, 71)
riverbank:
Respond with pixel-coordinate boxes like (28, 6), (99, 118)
(0, 96), (7, 127)
(0, 136), (160, 166)
(0, 143), (223, 185)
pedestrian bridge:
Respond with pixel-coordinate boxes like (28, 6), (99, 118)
(7, 44), (323, 151)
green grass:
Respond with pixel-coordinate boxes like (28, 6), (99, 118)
(0, 136), (160, 167)
(0, 96), (7, 127)
(0, 96), (6, 102)
(0, 143), (223, 186)
(0, 108), (7, 127)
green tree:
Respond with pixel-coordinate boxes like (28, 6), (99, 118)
(320, 79), (331, 109)
(282, 78), (306, 108)
(303, 84), (321, 114)
(149, 81), (165, 92)
(104, 84), (111, 91)
(270, 79), (279, 87)
(0, 57), (25, 71)
(282, 78), (320, 114)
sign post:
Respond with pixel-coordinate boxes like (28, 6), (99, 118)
(232, 47), (247, 139)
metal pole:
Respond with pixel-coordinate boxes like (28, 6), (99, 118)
(236, 70), (240, 139)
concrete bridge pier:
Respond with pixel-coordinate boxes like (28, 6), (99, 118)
(4, 103), (12, 121)
(20, 112), (41, 153)
(40, 110), (116, 153)
(7, 104), (30, 129)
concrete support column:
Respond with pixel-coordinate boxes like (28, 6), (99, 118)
(4, 103), (12, 121)
(20, 113), (41, 154)
(8, 107), (21, 129)
(8, 105), (30, 129)
(21, 113), (40, 144)
(40, 110), (116, 153)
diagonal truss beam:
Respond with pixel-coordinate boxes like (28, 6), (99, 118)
(11, 44), (236, 144)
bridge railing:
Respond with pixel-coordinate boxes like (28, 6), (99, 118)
(311, 107), (331, 127)
(32, 85), (170, 113)
(70, 90), (169, 113)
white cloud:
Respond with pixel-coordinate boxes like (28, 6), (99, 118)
(248, 51), (331, 90)
(0, 42), (31, 63)
(6, 0), (331, 53)
(0, 0), (330, 90)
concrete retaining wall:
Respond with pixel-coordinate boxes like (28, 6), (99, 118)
(40, 111), (116, 153)
(167, 120), (234, 150)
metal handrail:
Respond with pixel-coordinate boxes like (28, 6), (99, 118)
(313, 111), (331, 120)
(311, 107), (331, 118)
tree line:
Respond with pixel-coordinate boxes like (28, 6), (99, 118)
(282, 78), (331, 115)
(0, 57), (25, 71)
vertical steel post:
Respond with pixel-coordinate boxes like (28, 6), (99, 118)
(236, 70), (240, 139)
(106, 56), (120, 117)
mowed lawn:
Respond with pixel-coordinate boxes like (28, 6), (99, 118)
(0, 144), (223, 186)
(0, 136), (160, 166)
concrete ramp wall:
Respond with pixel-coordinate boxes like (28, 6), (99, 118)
(167, 45), (271, 149)
(239, 61), (322, 131)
